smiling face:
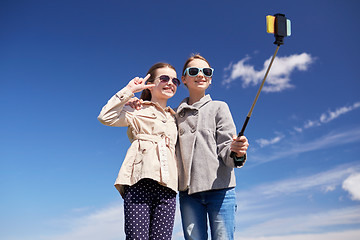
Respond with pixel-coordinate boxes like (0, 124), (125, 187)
(182, 58), (212, 93)
(149, 67), (178, 102)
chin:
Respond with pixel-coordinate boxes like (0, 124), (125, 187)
(166, 93), (175, 98)
(162, 90), (175, 97)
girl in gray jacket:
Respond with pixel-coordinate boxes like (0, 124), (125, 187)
(177, 54), (249, 240)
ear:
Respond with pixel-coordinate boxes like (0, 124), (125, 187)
(209, 78), (212, 84)
(181, 75), (187, 86)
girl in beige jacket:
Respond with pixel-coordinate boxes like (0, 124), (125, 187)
(98, 62), (180, 239)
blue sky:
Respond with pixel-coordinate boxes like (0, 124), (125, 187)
(1, 0), (360, 239)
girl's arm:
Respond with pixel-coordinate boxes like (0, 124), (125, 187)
(97, 87), (135, 127)
(215, 102), (249, 168)
(98, 74), (154, 126)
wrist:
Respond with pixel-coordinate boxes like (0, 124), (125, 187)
(125, 85), (135, 93)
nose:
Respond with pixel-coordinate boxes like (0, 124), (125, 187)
(196, 70), (205, 78)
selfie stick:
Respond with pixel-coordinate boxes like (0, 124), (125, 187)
(231, 13), (291, 163)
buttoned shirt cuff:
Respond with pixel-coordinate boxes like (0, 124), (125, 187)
(115, 87), (134, 101)
(233, 154), (247, 168)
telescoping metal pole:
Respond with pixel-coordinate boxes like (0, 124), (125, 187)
(237, 44), (279, 137)
(230, 13), (291, 161)
(230, 45), (280, 159)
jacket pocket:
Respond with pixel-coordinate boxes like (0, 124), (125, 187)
(131, 152), (143, 183)
(131, 140), (153, 182)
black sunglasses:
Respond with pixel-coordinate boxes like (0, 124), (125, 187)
(183, 67), (214, 77)
(158, 75), (181, 87)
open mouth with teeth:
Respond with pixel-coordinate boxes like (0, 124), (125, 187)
(162, 86), (175, 93)
(195, 79), (208, 84)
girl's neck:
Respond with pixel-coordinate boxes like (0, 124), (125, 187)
(151, 97), (167, 109)
(188, 90), (205, 105)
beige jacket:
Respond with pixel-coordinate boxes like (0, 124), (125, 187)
(98, 87), (178, 196)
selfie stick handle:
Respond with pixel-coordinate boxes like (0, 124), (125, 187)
(230, 44), (280, 158)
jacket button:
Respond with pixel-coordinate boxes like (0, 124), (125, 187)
(179, 128), (185, 135)
(191, 128), (196, 133)
(162, 119), (167, 123)
(179, 111), (185, 118)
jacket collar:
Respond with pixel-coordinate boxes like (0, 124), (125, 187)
(176, 94), (212, 113)
(142, 100), (176, 115)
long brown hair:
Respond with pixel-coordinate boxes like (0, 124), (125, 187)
(140, 62), (176, 101)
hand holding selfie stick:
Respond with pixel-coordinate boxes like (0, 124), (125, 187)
(231, 13), (291, 164)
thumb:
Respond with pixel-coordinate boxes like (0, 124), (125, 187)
(143, 83), (155, 89)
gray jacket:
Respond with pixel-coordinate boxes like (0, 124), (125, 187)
(176, 94), (245, 194)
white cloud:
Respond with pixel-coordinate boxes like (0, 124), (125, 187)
(12, 165), (360, 240)
(320, 102), (360, 123)
(42, 204), (125, 240)
(237, 206), (360, 238)
(238, 163), (360, 200)
(223, 53), (314, 92)
(324, 185), (336, 193)
(296, 102), (360, 132)
(342, 173), (360, 201)
(256, 135), (283, 147)
(293, 126), (303, 133)
(304, 119), (321, 129)
(234, 165), (360, 239)
(37, 201), (184, 240)
(251, 127), (360, 164)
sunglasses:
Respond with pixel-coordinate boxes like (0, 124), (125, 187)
(183, 67), (214, 77)
(157, 75), (181, 87)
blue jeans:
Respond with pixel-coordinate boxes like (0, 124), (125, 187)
(179, 188), (236, 240)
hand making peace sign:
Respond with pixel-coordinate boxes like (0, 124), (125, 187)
(125, 74), (155, 94)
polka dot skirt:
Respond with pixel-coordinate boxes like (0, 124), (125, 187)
(123, 178), (177, 239)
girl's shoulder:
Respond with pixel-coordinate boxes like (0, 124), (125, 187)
(209, 99), (230, 109)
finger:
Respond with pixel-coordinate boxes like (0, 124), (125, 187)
(125, 101), (135, 108)
(229, 147), (246, 157)
(136, 100), (143, 110)
(240, 136), (248, 142)
(133, 77), (140, 85)
(143, 74), (151, 82)
(233, 135), (244, 142)
(125, 97), (140, 108)
(231, 143), (248, 151)
(231, 145), (246, 152)
(143, 83), (155, 89)
(231, 141), (248, 150)
(236, 136), (248, 143)
(135, 102), (141, 110)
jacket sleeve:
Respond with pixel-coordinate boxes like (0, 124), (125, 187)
(97, 87), (134, 127)
(215, 102), (245, 168)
